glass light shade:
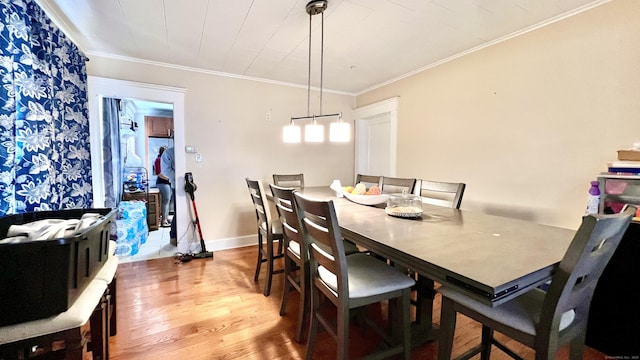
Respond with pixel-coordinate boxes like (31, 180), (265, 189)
(283, 124), (301, 143)
(305, 123), (324, 142)
(329, 121), (350, 142)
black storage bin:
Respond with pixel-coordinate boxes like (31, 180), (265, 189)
(0, 208), (116, 327)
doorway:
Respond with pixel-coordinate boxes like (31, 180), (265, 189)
(87, 76), (191, 254)
(354, 97), (399, 177)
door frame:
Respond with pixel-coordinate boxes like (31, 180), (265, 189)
(354, 97), (399, 177)
(87, 76), (191, 253)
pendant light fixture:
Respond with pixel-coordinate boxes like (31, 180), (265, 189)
(282, 0), (350, 143)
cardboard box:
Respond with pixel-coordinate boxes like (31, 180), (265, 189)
(617, 150), (640, 161)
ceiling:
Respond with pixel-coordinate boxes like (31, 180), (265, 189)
(37, 0), (608, 94)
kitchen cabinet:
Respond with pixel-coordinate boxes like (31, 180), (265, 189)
(145, 116), (173, 138)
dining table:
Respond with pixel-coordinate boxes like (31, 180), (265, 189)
(293, 186), (576, 345)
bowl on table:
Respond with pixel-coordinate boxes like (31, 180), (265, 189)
(343, 192), (389, 205)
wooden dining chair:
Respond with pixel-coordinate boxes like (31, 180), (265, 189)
(294, 192), (415, 360)
(354, 174), (381, 188)
(380, 176), (416, 194)
(437, 206), (635, 360)
(405, 180), (466, 331)
(273, 173), (304, 189)
(245, 178), (285, 297)
(269, 184), (309, 343)
(270, 184), (367, 342)
(414, 179), (466, 209)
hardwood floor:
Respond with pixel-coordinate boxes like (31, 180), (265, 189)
(108, 246), (607, 359)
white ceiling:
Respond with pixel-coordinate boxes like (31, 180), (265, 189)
(37, 0), (608, 94)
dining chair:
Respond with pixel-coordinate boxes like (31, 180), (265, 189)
(269, 184), (309, 343)
(245, 178), (285, 297)
(437, 206), (635, 360)
(273, 173), (304, 189)
(354, 174), (381, 188)
(380, 176), (417, 195)
(294, 192), (415, 360)
(406, 180), (466, 330)
(270, 184), (367, 342)
(414, 179), (466, 209)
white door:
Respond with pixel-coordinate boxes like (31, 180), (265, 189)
(357, 114), (391, 176)
(354, 97), (399, 178)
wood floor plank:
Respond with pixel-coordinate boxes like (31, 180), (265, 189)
(108, 246), (607, 359)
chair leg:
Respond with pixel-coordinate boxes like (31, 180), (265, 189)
(89, 292), (108, 360)
(438, 296), (457, 360)
(295, 265), (309, 343)
(337, 306), (350, 360)
(254, 233), (264, 282)
(264, 235), (275, 297)
(568, 334), (585, 360)
(402, 289), (411, 360)
(276, 237), (283, 254)
(279, 256), (293, 316)
(480, 325), (493, 360)
(109, 276), (117, 336)
(391, 289), (412, 360)
(305, 291), (320, 360)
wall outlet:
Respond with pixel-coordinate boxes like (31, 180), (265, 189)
(195, 152), (202, 163)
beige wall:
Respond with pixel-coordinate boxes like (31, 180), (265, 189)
(357, 1), (640, 229)
(87, 58), (355, 243)
(88, 0), (639, 244)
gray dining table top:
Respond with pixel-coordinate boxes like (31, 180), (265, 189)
(298, 187), (575, 305)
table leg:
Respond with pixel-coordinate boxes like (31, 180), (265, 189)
(411, 274), (438, 348)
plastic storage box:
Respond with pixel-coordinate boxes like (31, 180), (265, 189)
(0, 208), (116, 326)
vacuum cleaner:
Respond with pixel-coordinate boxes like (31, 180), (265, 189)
(184, 172), (214, 260)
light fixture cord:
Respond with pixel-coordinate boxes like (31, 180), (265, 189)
(307, 10), (312, 117)
(319, 9), (324, 116)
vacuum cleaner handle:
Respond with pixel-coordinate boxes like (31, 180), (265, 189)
(185, 172), (197, 201)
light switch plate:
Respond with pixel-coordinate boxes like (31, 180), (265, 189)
(195, 152), (202, 162)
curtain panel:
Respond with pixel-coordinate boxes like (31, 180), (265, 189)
(0, 0), (92, 216)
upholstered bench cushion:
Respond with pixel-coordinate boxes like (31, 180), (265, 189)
(0, 280), (107, 344)
(95, 255), (119, 284)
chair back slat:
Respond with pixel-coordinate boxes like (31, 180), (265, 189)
(294, 192), (347, 299)
(355, 174), (382, 188)
(381, 176), (416, 194)
(245, 178), (273, 235)
(540, 207), (634, 335)
(270, 184), (303, 255)
(415, 179), (466, 209)
(273, 173), (304, 189)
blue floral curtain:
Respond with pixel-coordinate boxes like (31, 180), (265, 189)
(0, 0), (92, 216)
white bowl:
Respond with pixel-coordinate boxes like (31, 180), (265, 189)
(343, 192), (389, 205)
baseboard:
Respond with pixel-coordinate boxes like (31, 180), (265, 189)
(202, 235), (256, 252)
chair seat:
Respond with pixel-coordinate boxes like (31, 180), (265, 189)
(94, 255), (119, 284)
(288, 240), (301, 257)
(439, 286), (576, 336)
(318, 253), (415, 299)
(261, 219), (283, 235)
